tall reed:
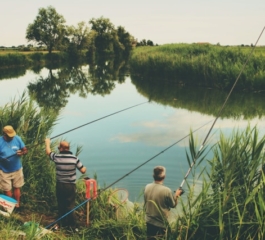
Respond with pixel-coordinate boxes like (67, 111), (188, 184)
(0, 93), (59, 209)
(174, 125), (265, 239)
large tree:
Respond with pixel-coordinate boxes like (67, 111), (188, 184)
(116, 26), (134, 57)
(26, 6), (67, 54)
(89, 17), (116, 55)
(67, 21), (91, 51)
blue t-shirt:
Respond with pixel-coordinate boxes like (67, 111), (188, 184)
(0, 135), (25, 173)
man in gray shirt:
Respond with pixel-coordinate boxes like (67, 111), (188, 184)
(144, 166), (182, 239)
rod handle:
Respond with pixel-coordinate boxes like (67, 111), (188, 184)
(174, 187), (185, 195)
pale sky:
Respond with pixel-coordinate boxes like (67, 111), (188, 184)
(1, 0), (265, 47)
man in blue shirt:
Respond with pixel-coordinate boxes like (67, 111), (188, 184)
(0, 125), (28, 208)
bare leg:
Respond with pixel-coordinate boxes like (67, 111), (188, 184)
(4, 190), (12, 197)
(13, 188), (21, 207)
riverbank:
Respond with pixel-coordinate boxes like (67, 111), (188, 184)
(129, 43), (265, 91)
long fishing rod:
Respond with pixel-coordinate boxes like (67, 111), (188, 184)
(1, 101), (149, 161)
(179, 26), (265, 190)
(100, 119), (213, 192)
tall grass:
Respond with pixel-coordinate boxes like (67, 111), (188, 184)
(0, 93), (59, 209)
(0, 51), (69, 68)
(174, 126), (265, 239)
(129, 44), (265, 91)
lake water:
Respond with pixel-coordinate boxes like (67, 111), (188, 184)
(1, 66), (265, 207)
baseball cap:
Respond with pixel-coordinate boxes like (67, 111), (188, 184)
(3, 125), (16, 137)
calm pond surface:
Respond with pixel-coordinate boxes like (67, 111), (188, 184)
(1, 64), (265, 206)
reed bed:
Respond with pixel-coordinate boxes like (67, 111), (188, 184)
(129, 44), (265, 91)
(174, 126), (265, 240)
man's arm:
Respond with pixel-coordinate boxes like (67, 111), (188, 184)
(45, 138), (52, 155)
(173, 188), (182, 207)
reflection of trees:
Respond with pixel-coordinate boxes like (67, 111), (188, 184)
(89, 56), (128, 95)
(27, 56), (128, 111)
(131, 75), (265, 120)
(28, 69), (70, 111)
(0, 66), (27, 80)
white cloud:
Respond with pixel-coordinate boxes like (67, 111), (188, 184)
(111, 109), (265, 147)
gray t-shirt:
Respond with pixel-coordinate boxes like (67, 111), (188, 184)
(144, 182), (176, 228)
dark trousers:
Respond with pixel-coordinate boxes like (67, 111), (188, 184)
(56, 182), (76, 228)
(146, 223), (166, 239)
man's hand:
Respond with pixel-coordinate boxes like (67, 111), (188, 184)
(16, 150), (23, 156)
(17, 147), (28, 156)
(80, 166), (86, 174)
(45, 138), (51, 145)
(175, 188), (183, 198)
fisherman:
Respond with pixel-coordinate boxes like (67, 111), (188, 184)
(0, 125), (28, 208)
(45, 138), (86, 232)
(144, 166), (183, 239)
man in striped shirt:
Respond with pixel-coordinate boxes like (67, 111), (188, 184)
(45, 138), (86, 230)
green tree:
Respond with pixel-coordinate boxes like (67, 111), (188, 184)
(66, 21), (96, 60)
(67, 21), (91, 51)
(26, 6), (67, 54)
(89, 17), (116, 55)
(116, 26), (134, 57)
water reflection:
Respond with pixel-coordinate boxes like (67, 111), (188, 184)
(131, 75), (265, 119)
(0, 66), (27, 80)
(25, 56), (129, 111)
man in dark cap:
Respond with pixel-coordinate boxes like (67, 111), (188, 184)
(0, 125), (28, 208)
(144, 166), (183, 239)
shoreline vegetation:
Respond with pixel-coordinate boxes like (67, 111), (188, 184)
(129, 43), (265, 92)
(1, 95), (265, 239)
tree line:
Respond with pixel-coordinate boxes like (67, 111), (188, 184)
(23, 6), (157, 60)
(24, 6), (133, 59)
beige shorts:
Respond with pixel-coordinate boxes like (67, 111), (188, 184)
(0, 168), (24, 191)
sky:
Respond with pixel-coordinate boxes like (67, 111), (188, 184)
(1, 0), (265, 47)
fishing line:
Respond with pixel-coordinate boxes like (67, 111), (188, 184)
(1, 101), (149, 161)
(100, 119), (213, 192)
(179, 26), (265, 189)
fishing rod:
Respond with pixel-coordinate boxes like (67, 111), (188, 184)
(1, 101), (149, 161)
(100, 119), (213, 192)
(45, 198), (91, 229)
(179, 26), (265, 191)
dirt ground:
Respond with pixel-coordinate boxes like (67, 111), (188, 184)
(11, 206), (88, 230)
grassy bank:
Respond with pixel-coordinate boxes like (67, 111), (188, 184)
(129, 44), (265, 91)
(0, 51), (70, 68)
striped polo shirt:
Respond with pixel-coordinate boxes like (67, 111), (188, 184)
(49, 150), (84, 184)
